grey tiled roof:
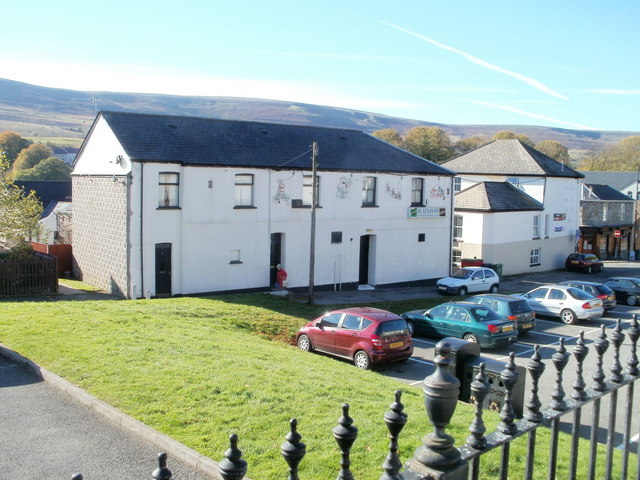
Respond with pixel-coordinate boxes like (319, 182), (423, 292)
(579, 171), (636, 190)
(90, 111), (453, 176)
(442, 139), (583, 178)
(584, 184), (635, 201)
(455, 181), (543, 212)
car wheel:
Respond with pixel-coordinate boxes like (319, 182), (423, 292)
(586, 266), (592, 274)
(560, 309), (577, 325)
(406, 321), (415, 336)
(297, 334), (312, 352)
(463, 333), (479, 343)
(627, 295), (638, 306)
(458, 286), (467, 296)
(354, 350), (371, 370)
(489, 284), (499, 293)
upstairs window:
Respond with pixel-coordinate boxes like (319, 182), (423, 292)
(533, 215), (541, 238)
(453, 215), (463, 239)
(158, 172), (179, 208)
(411, 178), (424, 206)
(235, 174), (254, 207)
(454, 177), (462, 192)
(303, 175), (320, 206)
(362, 176), (377, 207)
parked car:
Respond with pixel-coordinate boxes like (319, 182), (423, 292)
(296, 307), (413, 369)
(436, 267), (499, 296)
(400, 302), (517, 348)
(516, 284), (604, 324)
(565, 253), (604, 273)
(603, 277), (640, 306)
(558, 280), (617, 311)
(465, 294), (536, 334)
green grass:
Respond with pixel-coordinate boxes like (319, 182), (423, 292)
(0, 294), (635, 479)
(58, 279), (102, 292)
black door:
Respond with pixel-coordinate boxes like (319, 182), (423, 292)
(359, 235), (370, 285)
(270, 233), (282, 287)
(155, 243), (172, 297)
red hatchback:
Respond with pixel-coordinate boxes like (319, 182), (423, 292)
(296, 307), (413, 369)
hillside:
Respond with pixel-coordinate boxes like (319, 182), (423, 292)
(0, 77), (637, 154)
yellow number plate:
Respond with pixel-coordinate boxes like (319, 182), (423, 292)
(390, 341), (403, 349)
(503, 325), (514, 332)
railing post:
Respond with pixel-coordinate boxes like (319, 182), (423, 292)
(281, 418), (306, 480)
(381, 390), (408, 480)
(405, 340), (468, 480)
(622, 315), (639, 479)
(333, 403), (358, 480)
(524, 345), (545, 480)
(219, 434), (248, 480)
(588, 325), (609, 480)
(152, 452), (173, 480)
(605, 319), (625, 479)
(569, 331), (589, 480)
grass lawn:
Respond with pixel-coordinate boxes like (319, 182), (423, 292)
(0, 294), (634, 479)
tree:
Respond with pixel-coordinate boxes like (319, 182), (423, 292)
(14, 157), (72, 181)
(0, 131), (31, 167)
(454, 135), (490, 156)
(372, 128), (403, 147)
(535, 140), (570, 164)
(11, 143), (52, 176)
(578, 135), (640, 171)
(0, 153), (43, 248)
(403, 126), (454, 164)
(491, 130), (534, 146)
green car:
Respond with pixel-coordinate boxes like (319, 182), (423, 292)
(401, 301), (518, 348)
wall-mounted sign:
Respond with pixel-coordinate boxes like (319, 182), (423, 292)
(408, 207), (446, 218)
(553, 213), (566, 221)
(554, 226), (564, 232)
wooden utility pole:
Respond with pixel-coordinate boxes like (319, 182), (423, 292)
(308, 142), (319, 304)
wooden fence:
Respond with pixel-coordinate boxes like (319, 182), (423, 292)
(0, 252), (58, 297)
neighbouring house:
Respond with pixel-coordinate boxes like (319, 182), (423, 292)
(441, 139), (583, 276)
(51, 147), (80, 165)
(71, 111), (455, 298)
(578, 183), (635, 259)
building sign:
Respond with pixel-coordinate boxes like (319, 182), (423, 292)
(553, 213), (566, 221)
(408, 207), (446, 218)
(554, 226), (564, 232)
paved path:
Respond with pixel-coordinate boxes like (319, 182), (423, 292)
(0, 355), (217, 480)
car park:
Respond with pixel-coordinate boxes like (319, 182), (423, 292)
(565, 253), (604, 273)
(436, 267), (499, 296)
(558, 280), (617, 311)
(465, 293), (536, 334)
(400, 301), (517, 348)
(603, 277), (640, 306)
(296, 307), (413, 369)
(516, 284), (604, 324)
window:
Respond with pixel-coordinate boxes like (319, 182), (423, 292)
(452, 249), (462, 265)
(411, 178), (424, 206)
(362, 176), (377, 207)
(549, 289), (566, 300)
(471, 271), (484, 280)
(453, 177), (462, 192)
(530, 247), (541, 266)
(158, 172), (179, 208)
(331, 231), (343, 244)
(620, 203), (626, 221)
(453, 215), (463, 239)
(341, 314), (363, 330)
(320, 313), (342, 327)
(544, 214), (550, 237)
(533, 215), (541, 238)
(418, 233), (425, 242)
(235, 174), (254, 207)
(229, 250), (242, 264)
(303, 175), (320, 206)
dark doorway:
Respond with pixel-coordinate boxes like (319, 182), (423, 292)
(270, 233), (283, 287)
(155, 243), (172, 297)
(359, 235), (370, 285)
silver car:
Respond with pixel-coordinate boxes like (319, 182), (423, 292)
(517, 284), (604, 324)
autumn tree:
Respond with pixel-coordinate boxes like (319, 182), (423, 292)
(403, 126), (454, 164)
(535, 140), (570, 164)
(0, 131), (31, 167)
(14, 157), (72, 181)
(10, 143), (53, 178)
(0, 153), (43, 248)
(454, 135), (490, 156)
(372, 128), (403, 147)
(578, 135), (640, 171)
(491, 130), (534, 146)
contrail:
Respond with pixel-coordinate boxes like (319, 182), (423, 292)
(379, 21), (569, 101)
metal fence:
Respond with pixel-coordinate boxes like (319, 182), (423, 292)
(0, 252), (57, 297)
(73, 316), (640, 480)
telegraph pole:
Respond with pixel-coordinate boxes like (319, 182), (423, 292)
(308, 142), (319, 304)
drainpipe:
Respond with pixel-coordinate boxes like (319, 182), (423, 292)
(139, 162), (144, 298)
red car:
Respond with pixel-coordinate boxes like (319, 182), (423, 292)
(565, 253), (604, 273)
(296, 307), (413, 369)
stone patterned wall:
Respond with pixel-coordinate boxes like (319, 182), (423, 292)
(72, 176), (129, 297)
(581, 201), (634, 226)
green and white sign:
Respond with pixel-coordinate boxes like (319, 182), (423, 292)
(408, 207), (446, 218)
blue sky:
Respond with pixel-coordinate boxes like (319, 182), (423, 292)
(3, 0), (639, 131)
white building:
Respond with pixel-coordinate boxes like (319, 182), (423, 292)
(72, 112), (455, 298)
(442, 140), (583, 276)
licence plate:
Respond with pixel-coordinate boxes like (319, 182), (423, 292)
(521, 323), (533, 329)
(571, 260), (579, 264)
(390, 341), (403, 349)
(503, 325), (514, 332)
(438, 285), (447, 290)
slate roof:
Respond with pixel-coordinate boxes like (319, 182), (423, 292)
(455, 181), (543, 212)
(579, 171), (636, 190)
(583, 184), (635, 201)
(442, 139), (583, 178)
(89, 111), (453, 176)
(14, 181), (72, 219)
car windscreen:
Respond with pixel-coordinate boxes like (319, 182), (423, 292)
(451, 269), (473, 279)
(471, 307), (502, 322)
(376, 319), (409, 336)
(567, 287), (592, 300)
(595, 285), (614, 295)
(509, 300), (532, 314)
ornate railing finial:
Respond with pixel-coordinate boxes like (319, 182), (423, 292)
(281, 418), (306, 480)
(467, 362), (489, 449)
(498, 353), (519, 434)
(627, 314), (639, 377)
(333, 403), (358, 480)
(152, 452), (173, 480)
(381, 390), (407, 480)
(219, 434), (248, 480)
(609, 319), (625, 383)
(592, 325), (610, 392)
(525, 345), (546, 423)
(571, 331), (589, 401)
(550, 338), (570, 411)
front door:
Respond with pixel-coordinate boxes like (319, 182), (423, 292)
(359, 235), (370, 285)
(155, 243), (172, 297)
(270, 233), (283, 287)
